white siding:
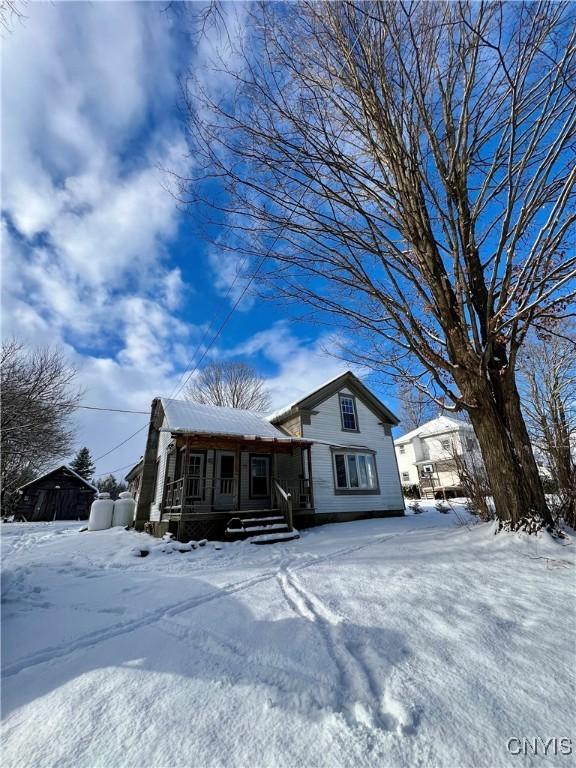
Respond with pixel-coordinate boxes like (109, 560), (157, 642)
(302, 388), (404, 514)
(395, 442), (419, 486)
(150, 424), (171, 522)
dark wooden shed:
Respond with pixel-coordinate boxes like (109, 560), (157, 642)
(15, 466), (98, 521)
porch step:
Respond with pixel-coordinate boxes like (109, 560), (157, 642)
(241, 516), (285, 526)
(249, 530), (301, 545)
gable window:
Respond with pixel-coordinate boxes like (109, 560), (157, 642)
(466, 437), (476, 451)
(250, 455), (270, 498)
(399, 445), (405, 454)
(339, 394), (358, 431)
(333, 452), (378, 491)
(440, 439), (451, 451)
(401, 472), (410, 482)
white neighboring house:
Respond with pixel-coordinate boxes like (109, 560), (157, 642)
(131, 371), (405, 541)
(394, 416), (478, 499)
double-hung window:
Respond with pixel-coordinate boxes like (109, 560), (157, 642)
(333, 452), (378, 491)
(339, 394), (358, 431)
(250, 455), (270, 498)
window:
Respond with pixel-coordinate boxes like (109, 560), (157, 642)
(186, 453), (205, 499)
(339, 394), (358, 431)
(333, 452), (377, 491)
(399, 445), (405, 454)
(250, 455), (270, 498)
(466, 437), (475, 451)
(440, 439), (451, 451)
(421, 464), (434, 475)
(401, 472), (410, 482)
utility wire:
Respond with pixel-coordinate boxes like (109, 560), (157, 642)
(77, 405), (149, 414)
(88, 18), (370, 461)
(166, 17), (370, 402)
(93, 422), (150, 462)
(93, 459), (142, 478)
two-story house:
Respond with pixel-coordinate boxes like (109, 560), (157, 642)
(133, 371), (405, 542)
(394, 416), (478, 499)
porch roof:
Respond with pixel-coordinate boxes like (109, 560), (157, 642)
(159, 398), (311, 443)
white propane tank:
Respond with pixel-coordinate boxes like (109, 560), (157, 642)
(88, 493), (114, 531)
(112, 491), (136, 527)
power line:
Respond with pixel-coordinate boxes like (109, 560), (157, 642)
(93, 422), (150, 462)
(88, 19), (370, 461)
(167, 19), (369, 401)
(93, 459), (142, 478)
(77, 405), (149, 414)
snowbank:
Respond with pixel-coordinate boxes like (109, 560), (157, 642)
(1, 509), (574, 768)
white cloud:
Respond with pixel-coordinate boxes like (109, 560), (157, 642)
(224, 321), (365, 410)
(1, 3), (199, 475)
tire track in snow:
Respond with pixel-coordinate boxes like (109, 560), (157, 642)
(277, 569), (397, 731)
(3, 531), (404, 678)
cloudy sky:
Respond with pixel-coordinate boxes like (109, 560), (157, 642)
(2, 2), (397, 479)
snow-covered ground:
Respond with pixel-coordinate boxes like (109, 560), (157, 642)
(2, 504), (575, 768)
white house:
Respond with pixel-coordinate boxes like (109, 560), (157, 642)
(132, 371), (404, 541)
(394, 416), (477, 499)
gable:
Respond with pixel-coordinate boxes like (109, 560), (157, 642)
(271, 371), (399, 428)
(17, 465), (98, 493)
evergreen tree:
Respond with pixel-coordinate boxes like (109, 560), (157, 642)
(70, 446), (95, 482)
(95, 474), (127, 500)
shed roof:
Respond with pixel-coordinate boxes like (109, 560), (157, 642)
(159, 398), (304, 441)
(394, 416), (472, 445)
(18, 465), (98, 492)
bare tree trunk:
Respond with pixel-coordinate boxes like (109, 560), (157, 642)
(179, 1), (575, 531)
(462, 371), (552, 526)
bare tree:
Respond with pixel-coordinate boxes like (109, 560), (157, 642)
(519, 331), (576, 527)
(397, 381), (438, 433)
(1, 341), (82, 511)
(185, 361), (272, 411)
(0, 1), (26, 34)
(178, 1), (576, 528)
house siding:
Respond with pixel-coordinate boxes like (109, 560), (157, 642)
(150, 425), (171, 522)
(302, 387), (404, 514)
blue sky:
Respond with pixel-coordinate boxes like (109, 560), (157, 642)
(2, 2), (399, 478)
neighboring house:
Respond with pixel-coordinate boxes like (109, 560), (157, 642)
(134, 371), (404, 541)
(125, 458), (143, 504)
(14, 465), (98, 521)
(394, 416), (477, 499)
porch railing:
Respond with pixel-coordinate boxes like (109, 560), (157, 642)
(273, 479), (293, 532)
(164, 476), (238, 510)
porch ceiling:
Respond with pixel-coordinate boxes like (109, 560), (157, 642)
(173, 433), (312, 452)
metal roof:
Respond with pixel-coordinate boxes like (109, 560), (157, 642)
(160, 398), (306, 441)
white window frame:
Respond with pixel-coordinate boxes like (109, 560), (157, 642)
(333, 451), (378, 491)
(401, 471), (410, 482)
(421, 464), (434, 475)
(399, 445), (405, 454)
(339, 394), (358, 431)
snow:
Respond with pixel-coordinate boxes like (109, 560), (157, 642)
(394, 416), (473, 445)
(2, 506), (575, 768)
(160, 398), (300, 440)
(17, 465), (98, 492)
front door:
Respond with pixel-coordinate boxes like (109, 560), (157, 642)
(214, 451), (236, 510)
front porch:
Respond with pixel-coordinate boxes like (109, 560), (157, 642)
(158, 434), (314, 538)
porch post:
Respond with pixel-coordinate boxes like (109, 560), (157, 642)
(271, 452), (277, 507)
(306, 445), (314, 509)
(236, 446), (241, 511)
